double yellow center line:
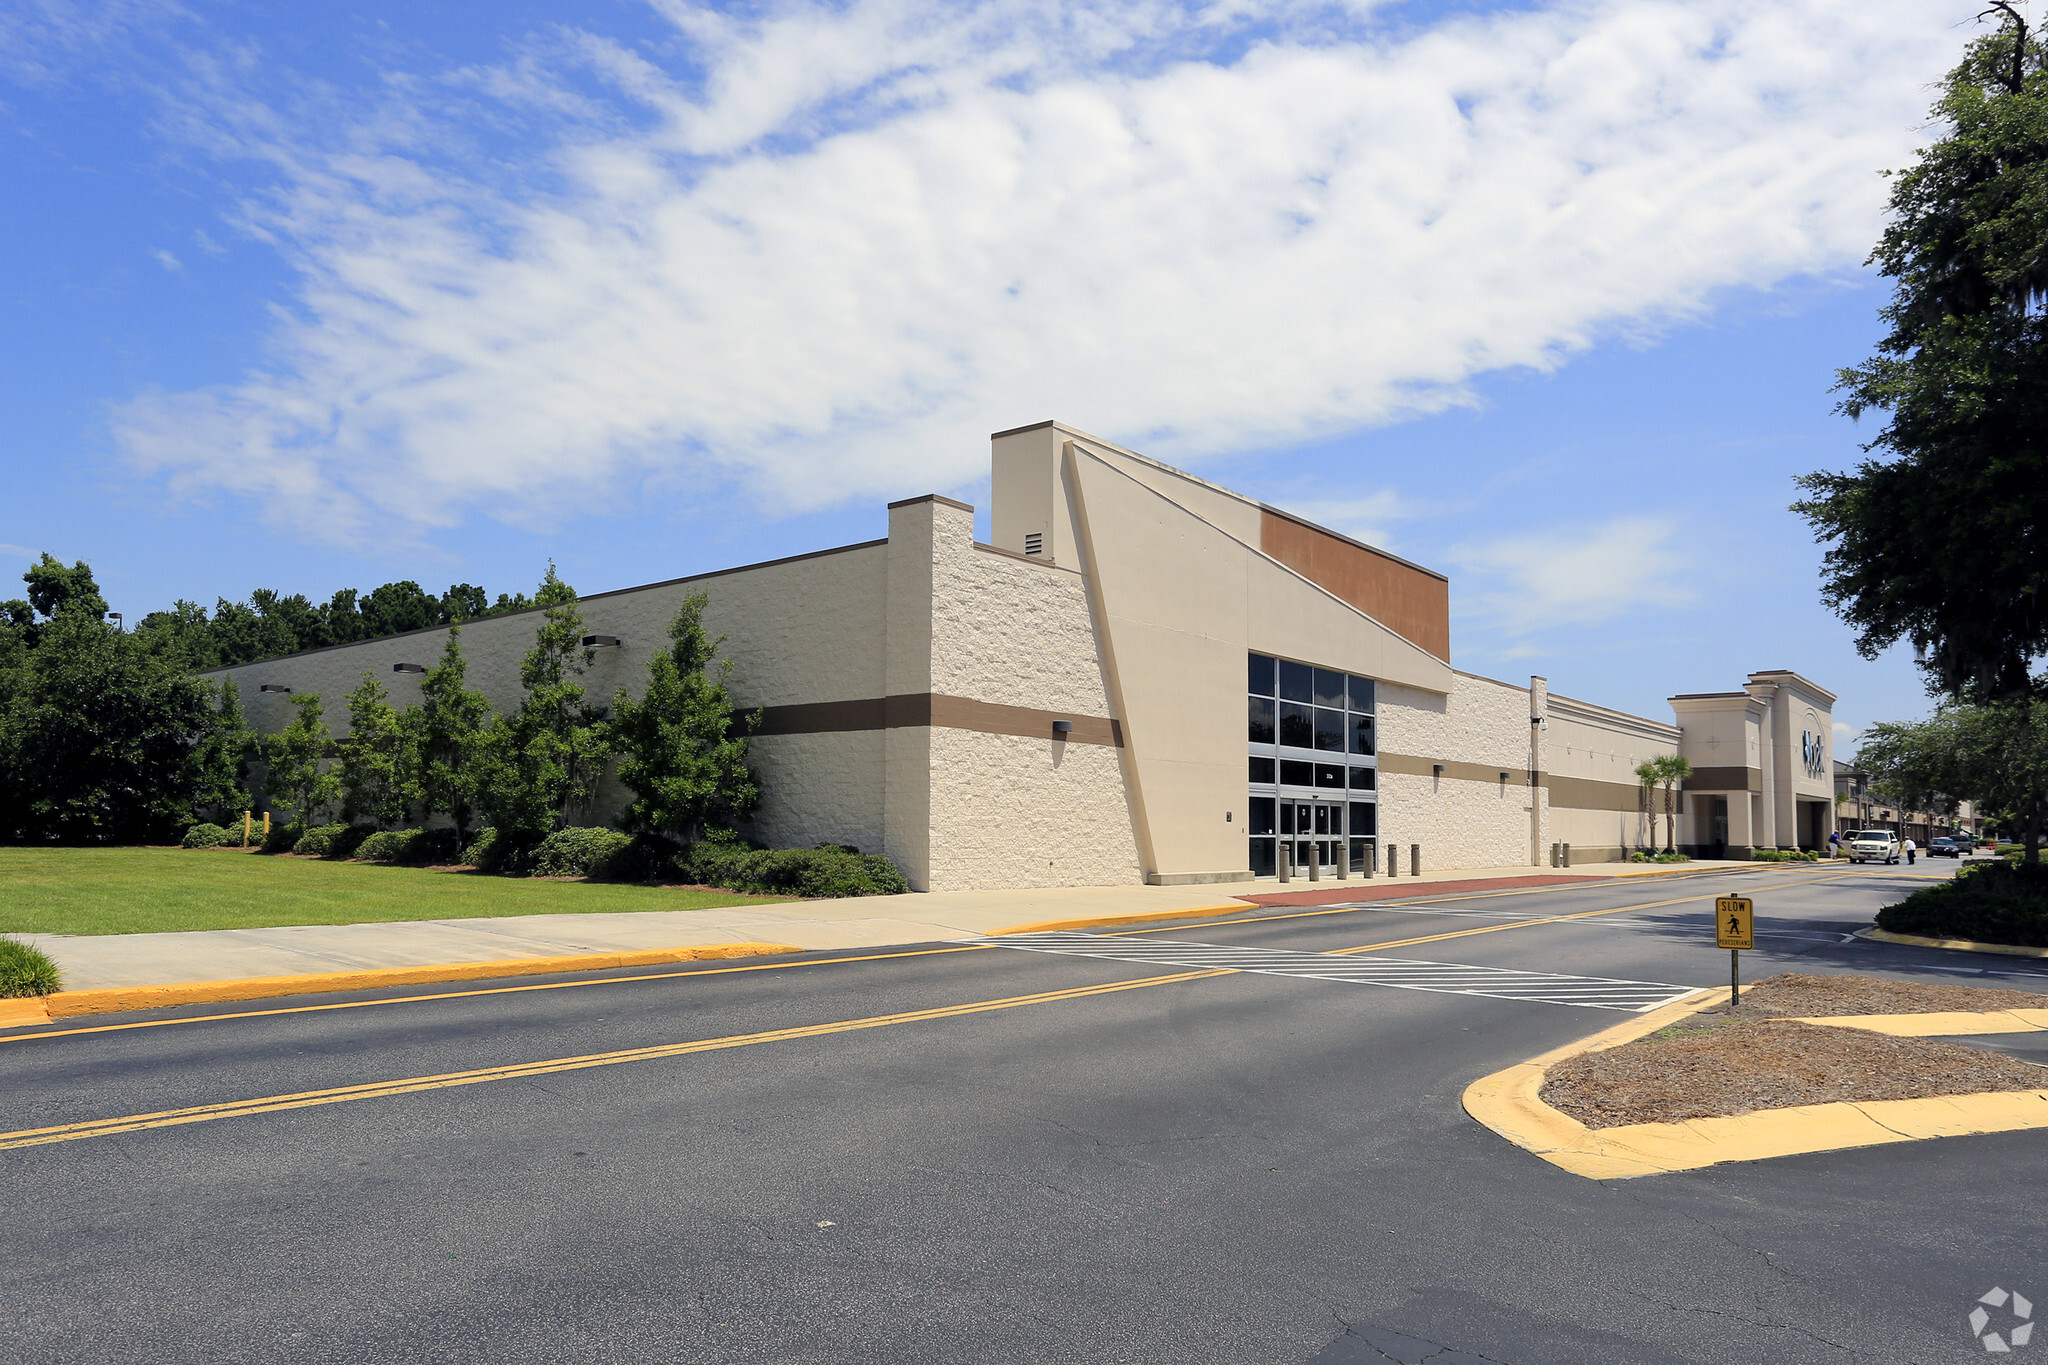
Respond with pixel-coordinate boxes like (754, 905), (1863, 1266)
(0, 969), (1229, 1151)
(0, 872), (1846, 1152)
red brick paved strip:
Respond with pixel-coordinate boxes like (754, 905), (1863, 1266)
(1242, 875), (1604, 907)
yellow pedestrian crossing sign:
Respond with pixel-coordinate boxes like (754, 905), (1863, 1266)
(1715, 897), (1754, 950)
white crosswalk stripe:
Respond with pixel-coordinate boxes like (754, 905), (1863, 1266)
(974, 932), (1705, 1012)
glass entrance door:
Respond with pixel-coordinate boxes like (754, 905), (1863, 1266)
(1280, 799), (1345, 875)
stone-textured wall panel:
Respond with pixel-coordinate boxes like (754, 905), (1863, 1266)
(745, 732), (888, 856)
(931, 548), (1111, 715)
(924, 729), (1142, 891)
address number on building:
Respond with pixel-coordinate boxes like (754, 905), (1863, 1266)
(1715, 897), (1754, 950)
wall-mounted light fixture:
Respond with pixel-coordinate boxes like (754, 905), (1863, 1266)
(1052, 720), (1074, 734)
(1433, 763), (1445, 776)
(393, 663), (427, 674)
(581, 635), (622, 648)
(1499, 772), (1510, 783)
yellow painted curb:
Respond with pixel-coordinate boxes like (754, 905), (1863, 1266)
(990, 905), (1252, 936)
(37, 943), (803, 1020)
(1861, 927), (2048, 959)
(1796, 1008), (2048, 1037)
(1464, 992), (2048, 1178)
(0, 997), (53, 1027)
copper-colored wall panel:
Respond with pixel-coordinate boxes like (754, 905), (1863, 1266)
(1259, 511), (1451, 662)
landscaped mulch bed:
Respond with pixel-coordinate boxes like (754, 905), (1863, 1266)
(1538, 973), (2048, 1130)
(1717, 971), (2048, 1018)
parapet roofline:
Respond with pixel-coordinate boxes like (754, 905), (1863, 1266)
(994, 418), (1449, 585)
(1746, 669), (1840, 705)
(193, 537), (888, 674)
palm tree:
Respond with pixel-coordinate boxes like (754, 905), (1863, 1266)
(1633, 760), (1660, 853)
(1655, 755), (1693, 853)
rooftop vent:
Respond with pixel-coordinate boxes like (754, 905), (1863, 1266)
(582, 635), (622, 648)
(259, 684), (291, 694)
(393, 663), (427, 674)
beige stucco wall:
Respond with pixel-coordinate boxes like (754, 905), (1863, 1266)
(1373, 673), (1542, 870)
(893, 495), (1138, 891)
(924, 729), (1142, 891)
(1543, 691), (1683, 859)
(206, 541), (895, 853)
(1063, 442), (1453, 882)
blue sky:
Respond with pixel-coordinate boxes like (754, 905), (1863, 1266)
(1, 0), (1983, 747)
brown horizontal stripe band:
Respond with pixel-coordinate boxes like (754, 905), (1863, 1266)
(1377, 754), (1648, 813)
(754, 694), (1122, 747)
(1683, 766), (1764, 793)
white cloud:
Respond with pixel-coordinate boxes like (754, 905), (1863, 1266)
(1452, 515), (1695, 633)
(151, 247), (181, 271)
(113, 0), (1976, 541)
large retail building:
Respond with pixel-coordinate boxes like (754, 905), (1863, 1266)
(209, 421), (1842, 889)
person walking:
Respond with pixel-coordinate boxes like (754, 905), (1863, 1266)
(1828, 830), (1842, 860)
(1903, 835), (1917, 865)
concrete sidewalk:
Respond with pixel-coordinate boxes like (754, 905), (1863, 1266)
(22, 860), (1756, 992)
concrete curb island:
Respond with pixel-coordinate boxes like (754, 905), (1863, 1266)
(1461, 996), (2048, 1179)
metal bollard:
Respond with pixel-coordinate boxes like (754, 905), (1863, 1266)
(1279, 843), (1292, 882)
(1365, 842), (1375, 878)
(1549, 842), (1559, 868)
(1337, 843), (1349, 880)
(1309, 844), (1321, 881)
(1387, 843), (1400, 877)
(1411, 843), (1421, 876)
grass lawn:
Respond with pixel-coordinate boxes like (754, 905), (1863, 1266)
(0, 847), (796, 936)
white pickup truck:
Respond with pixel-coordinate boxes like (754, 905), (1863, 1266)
(1846, 829), (1901, 864)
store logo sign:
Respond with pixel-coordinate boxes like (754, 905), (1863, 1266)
(1800, 730), (1827, 779)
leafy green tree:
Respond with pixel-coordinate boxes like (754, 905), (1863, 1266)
(414, 623), (493, 833)
(1796, 8), (2048, 700)
(441, 583), (488, 622)
(23, 553), (107, 624)
(0, 611), (240, 842)
(611, 593), (762, 843)
(335, 673), (419, 827)
(477, 565), (610, 837)
(1857, 700), (2048, 863)
(133, 600), (223, 671)
(359, 580), (442, 639)
(191, 679), (258, 822)
(263, 693), (339, 828)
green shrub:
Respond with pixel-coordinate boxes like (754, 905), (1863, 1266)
(1876, 860), (2048, 947)
(1749, 849), (1818, 863)
(262, 821), (304, 853)
(683, 838), (909, 897)
(531, 826), (635, 879)
(1630, 851), (1693, 864)
(293, 823), (376, 859)
(597, 833), (684, 883)
(460, 826), (546, 874)
(462, 826), (502, 870)
(0, 936), (62, 998)
(353, 828), (459, 865)
(181, 823), (232, 849)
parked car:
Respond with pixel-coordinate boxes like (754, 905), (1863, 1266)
(1927, 838), (1965, 859)
(1847, 830), (1900, 864)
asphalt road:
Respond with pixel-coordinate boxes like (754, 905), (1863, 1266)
(4, 862), (2045, 1364)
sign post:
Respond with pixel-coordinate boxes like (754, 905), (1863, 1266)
(1715, 896), (1754, 1006)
